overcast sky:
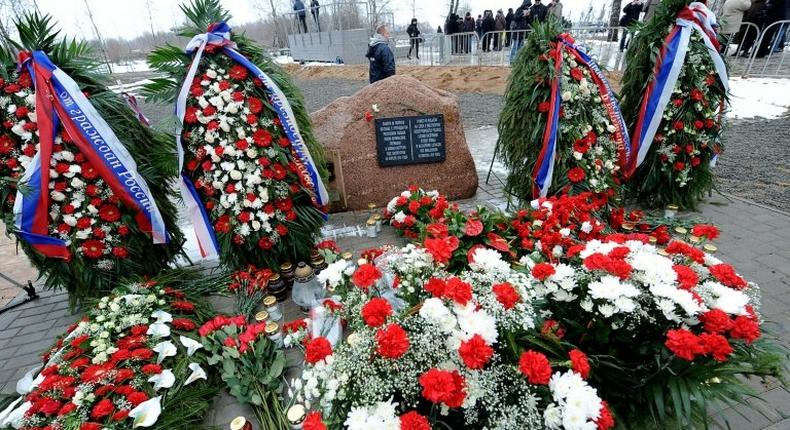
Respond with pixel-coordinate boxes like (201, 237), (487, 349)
(33, 0), (608, 41)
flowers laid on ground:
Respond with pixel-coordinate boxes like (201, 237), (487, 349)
(0, 280), (216, 430)
(228, 265), (273, 318)
(384, 186), (452, 239)
(146, 0), (327, 270)
(498, 22), (627, 202)
(199, 315), (290, 430)
(0, 16), (182, 303)
(292, 245), (615, 430)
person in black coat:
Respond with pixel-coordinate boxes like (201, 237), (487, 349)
(310, 0), (320, 32)
(463, 12), (477, 53)
(481, 10), (496, 52)
(757, 0), (788, 57)
(366, 24), (395, 84)
(619, 0), (643, 51)
(293, 0), (308, 33)
(505, 8), (515, 47)
(407, 18), (421, 60)
(510, 1), (532, 63)
(529, 0), (549, 24)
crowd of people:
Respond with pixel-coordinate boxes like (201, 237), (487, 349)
(722, 0), (789, 57)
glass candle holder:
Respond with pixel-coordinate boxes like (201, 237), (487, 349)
(366, 219), (378, 238)
(265, 321), (283, 347)
(665, 204), (679, 219)
(292, 262), (320, 312)
(230, 417), (252, 430)
(263, 295), (282, 321)
(254, 310), (269, 323)
(287, 404), (306, 429)
(268, 273), (287, 302)
(372, 214), (383, 233)
(280, 261), (295, 289)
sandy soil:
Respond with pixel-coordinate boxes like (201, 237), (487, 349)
(281, 64), (623, 95)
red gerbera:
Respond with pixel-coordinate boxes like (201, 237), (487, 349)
(81, 240), (105, 259)
(98, 205), (121, 222)
(229, 64), (249, 80)
(458, 334), (494, 369)
(518, 350), (552, 385)
(376, 323), (410, 359)
(567, 167), (586, 183)
(352, 263), (382, 291)
(305, 336), (333, 364)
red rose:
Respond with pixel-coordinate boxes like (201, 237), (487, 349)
(361, 297), (393, 328)
(673, 120), (685, 131)
(376, 323), (410, 359)
(518, 350), (552, 384)
(730, 316), (760, 343)
(364, 111), (374, 122)
(665, 328), (703, 361)
(705, 118), (715, 129)
(352, 263), (382, 291)
(418, 368), (466, 407)
(258, 237), (274, 250)
(699, 333), (733, 362)
(492, 282), (520, 309)
(400, 411), (431, 430)
(691, 88), (705, 101)
(694, 120), (705, 130)
(305, 336), (333, 364)
(458, 334), (493, 369)
(569, 349), (591, 379)
(90, 398), (114, 419)
(531, 263), (556, 281)
(112, 247), (128, 258)
(303, 411), (327, 430)
(674, 161), (686, 171)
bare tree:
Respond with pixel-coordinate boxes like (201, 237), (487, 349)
(82, 0), (113, 72)
(607, 0), (622, 42)
(0, 0), (34, 53)
(145, 0), (158, 42)
(369, 0), (392, 29)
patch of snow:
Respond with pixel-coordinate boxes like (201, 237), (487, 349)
(727, 77), (790, 120)
(111, 60), (150, 74)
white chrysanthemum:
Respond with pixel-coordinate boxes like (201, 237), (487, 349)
(700, 281), (749, 315)
(455, 306), (498, 344)
(392, 211), (407, 223)
(419, 298), (456, 333)
(588, 276), (640, 301)
(470, 248), (510, 275)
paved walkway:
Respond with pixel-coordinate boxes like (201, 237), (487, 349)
(0, 127), (787, 429)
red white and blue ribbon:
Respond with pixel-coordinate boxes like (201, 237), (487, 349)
(13, 51), (168, 259)
(532, 34), (631, 198)
(175, 22), (329, 258)
(627, 2), (728, 176)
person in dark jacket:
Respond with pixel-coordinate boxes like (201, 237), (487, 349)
(529, 0), (549, 24)
(481, 10), (496, 52)
(407, 18), (421, 60)
(619, 0), (643, 51)
(310, 0), (320, 32)
(505, 8), (515, 47)
(293, 0), (308, 33)
(476, 14), (484, 38)
(366, 24), (395, 84)
(510, 1), (532, 63)
(757, 0), (788, 57)
(738, 0), (769, 55)
(463, 12), (476, 53)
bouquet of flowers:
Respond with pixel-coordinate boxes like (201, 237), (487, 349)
(145, 0), (327, 269)
(498, 22), (628, 202)
(0, 279), (216, 430)
(0, 15), (183, 304)
(523, 235), (787, 427)
(383, 186), (452, 239)
(228, 265), (273, 318)
(293, 245), (616, 430)
(199, 315), (289, 430)
(620, 0), (727, 209)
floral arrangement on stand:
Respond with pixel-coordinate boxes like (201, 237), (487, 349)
(497, 21), (628, 203)
(620, 0), (728, 209)
(0, 15), (183, 304)
(292, 245), (616, 430)
(145, 0), (328, 269)
(0, 276), (218, 430)
(199, 315), (290, 430)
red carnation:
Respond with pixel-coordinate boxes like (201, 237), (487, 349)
(518, 350), (552, 385)
(567, 167), (586, 183)
(458, 334), (494, 369)
(418, 368), (466, 408)
(127, 391), (149, 407)
(361, 297), (393, 327)
(424, 277), (447, 297)
(305, 336), (333, 364)
(538, 101), (551, 112)
(172, 300), (196, 313)
(531, 263), (556, 281)
(303, 411), (327, 430)
(58, 402), (78, 416)
(423, 235), (460, 265)
(376, 323), (410, 359)
(570, 67), (584, 81)
(569, 349), (591, 379)
(142, 363), (163, 374)
(665, 329), (703, 361)
(699, 309), (733, 334)
(352, 263), (382, 291)
(172, 318), (197, 331)
(709, 264), (747, 289)
(595, 401), (616, 430)
(492, 282), (520, 309)
(730, 316), (760, 343)
(400, 411), (431, 430)
(672, 264), (699, 290)
(112, 246), (128, 258)
(80, 423), (102, 430)
(112, 410), (130, 421)
(444, 277), (473, 305)
(90, 398), (114, 419)
(699, 333), (733, 362)
(39, 398), (61, 416)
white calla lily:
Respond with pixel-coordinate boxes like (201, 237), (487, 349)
(151, 310), (173, 324)
(152, 341), (177, 364)
(0, 400), (30, 429)
(128, 396), (162, 427)
(179, 336), (204, 356)
(147, 322), (171, 338)
(184, 363), (207, 386)
(148, 369), (175, 390)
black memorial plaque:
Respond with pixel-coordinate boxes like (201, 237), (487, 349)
(375, 114), (446, 167)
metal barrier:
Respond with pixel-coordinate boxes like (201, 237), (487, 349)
(744, 20), (790, 78)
